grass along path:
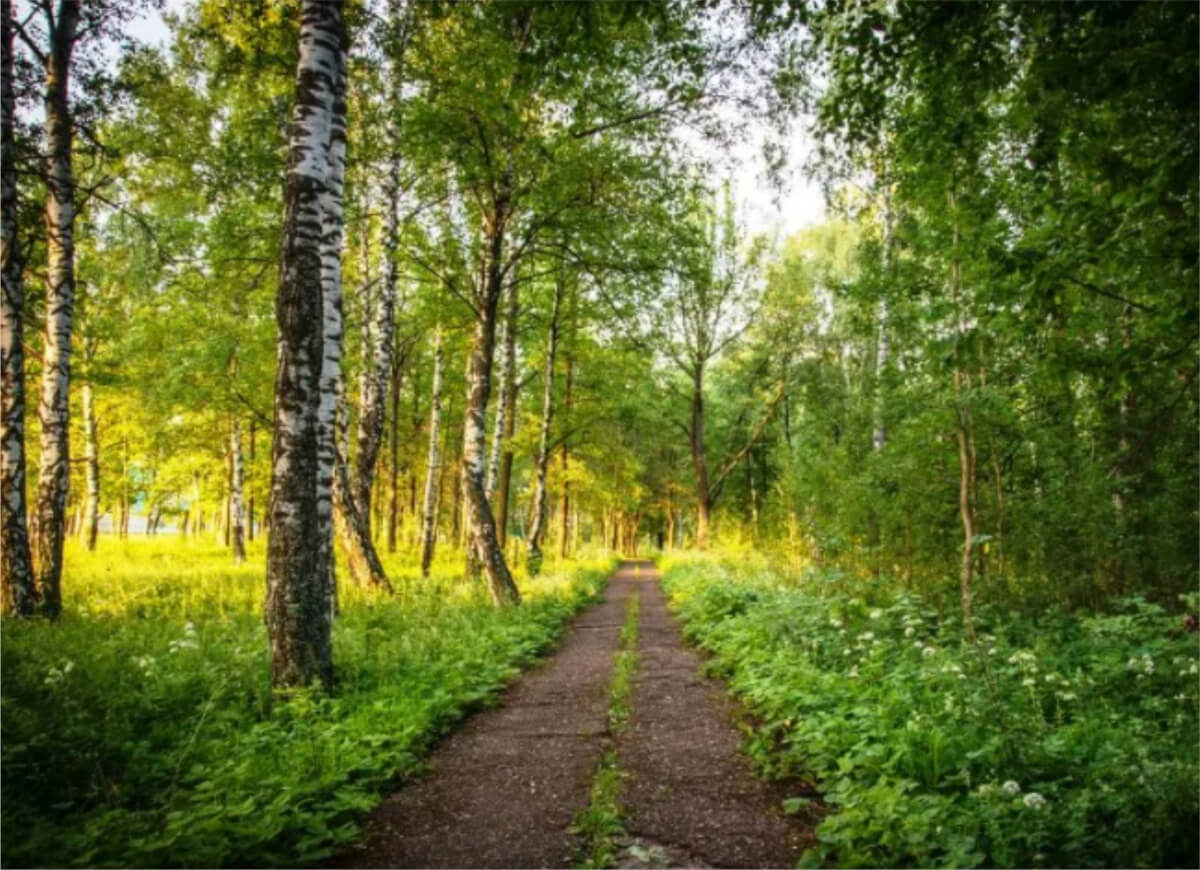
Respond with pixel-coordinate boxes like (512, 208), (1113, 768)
(335, 563), (644, 868)
(612, 563), (814, 868)
(572, 585), (641, 867)
(1, 539), (613, 868)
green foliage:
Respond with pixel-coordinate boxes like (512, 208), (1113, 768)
(662, 555), (1200, 868)
(1, 540), (612, 868)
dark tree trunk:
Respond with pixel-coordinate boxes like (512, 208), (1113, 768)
(264, 0), (345, 691)
(526, 272), (563, 574)
(689, 363), (711, 550)
(230, 419), (246, 563)
(1, 0), (35, 616)
(30, 0), (80, 619)
(247, 418), (256, 541)
(462, 215), (519, 604)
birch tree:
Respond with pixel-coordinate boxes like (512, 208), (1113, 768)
(419, 326), (443, 577)
(0, 0), (35, 616)
(264, 0), (345, 691)
(26, 0), (80, 618)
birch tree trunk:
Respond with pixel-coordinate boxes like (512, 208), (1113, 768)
(314, 25), (348, 607)
(493, 275), (519, 548)
(526, 273), (563, 575)
(230, 419), (246, 563)
(81, 375), (99, 551)
(419, 327), (443, 577)
(31, 0), (80, 619)
(0, 0), (35, 615)
(558, 294), (575, 560)
(872, 187), (893, 452)
(264, 0), (343, 691)
(387, 346), (402, 552)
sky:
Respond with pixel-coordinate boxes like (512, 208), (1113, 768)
(123, 1), (827, 241)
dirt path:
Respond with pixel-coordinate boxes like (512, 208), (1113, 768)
(335, 561), (813, 869)
(613, 565), (812, 869)
(335, 564), (640, 868)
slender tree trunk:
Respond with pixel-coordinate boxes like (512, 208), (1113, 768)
(949, 189), (976, 641)
(420, 328), (443, 577)
(558, 292), (575, 560)
(494, 276), (519, 548)
(461, 195), (519, 605)
(0, 0), (35, 615)
(31, 0), (80, 619)
(81, 376), (99, 551)
(527, 272), (563, 574)
(230, 419), (246, 563)
(120, 439), (129, 539)
(387, 343), (402, 552)
(689, 363), (712, 550)
(314, 26), (349, 607)
(873, 185), (892, 452)
(264, 0), (344, 691)
(247, 419), (255, 542)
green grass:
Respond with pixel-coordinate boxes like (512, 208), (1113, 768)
(661, 553), (1200, 869)
(572, 589), (640, 869)
(2, 536), (613, 868)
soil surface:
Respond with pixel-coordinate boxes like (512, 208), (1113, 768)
(334, 564), (639, 868)
(613, 570), (814, 869)
(333, 561), (815, 869)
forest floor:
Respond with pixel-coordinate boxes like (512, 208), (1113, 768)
(333, 561), (814, 869)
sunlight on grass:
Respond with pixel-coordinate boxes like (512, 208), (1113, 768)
(2, 536), (615, 867)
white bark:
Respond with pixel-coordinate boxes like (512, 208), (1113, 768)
(230, 419), (246, 563)
(31, 0), (80, 618)
(1, 0), (35, 615)
(420, 327), (443, 577)
(264, 0), (344, 690)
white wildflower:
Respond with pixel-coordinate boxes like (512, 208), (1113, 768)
(848, 667), (860, 679)
(1022, 677), (1037, 688)
(922, 645), (937, 658)
(869, 609), (883, 620)
(829, 618), (843, 629)
(1023, 792), (1047, 809)
(1002, 780), (1021, 796)
(184, 621), (197, 636)
(905, 626), (916, 637)
(858, 631), (875, 642)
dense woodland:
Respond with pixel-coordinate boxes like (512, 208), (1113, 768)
(1, 0), (1197, 867)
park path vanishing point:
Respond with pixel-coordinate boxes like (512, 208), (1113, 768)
(333, 561), (813, 869)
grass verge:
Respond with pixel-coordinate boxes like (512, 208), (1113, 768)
(661, 553), (1200, 868)
(2, 538), (614, 868)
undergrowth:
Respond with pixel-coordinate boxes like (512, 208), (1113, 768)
(2, 537), (612, 868)
(661, 553), (1200, 868)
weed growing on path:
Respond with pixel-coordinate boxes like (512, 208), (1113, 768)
(573, 589), (640, 868)
(2, 538), (612, 867)
(662, 555), (1200, 868)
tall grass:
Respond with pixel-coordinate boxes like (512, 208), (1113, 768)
(2, 536), (613, 868)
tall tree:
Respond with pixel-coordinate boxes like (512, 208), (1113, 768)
(26, 0), (81, 618)
(264, 0), (345, 691)
(525, 268), (564, 574)
(0, 0), (36, 616)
